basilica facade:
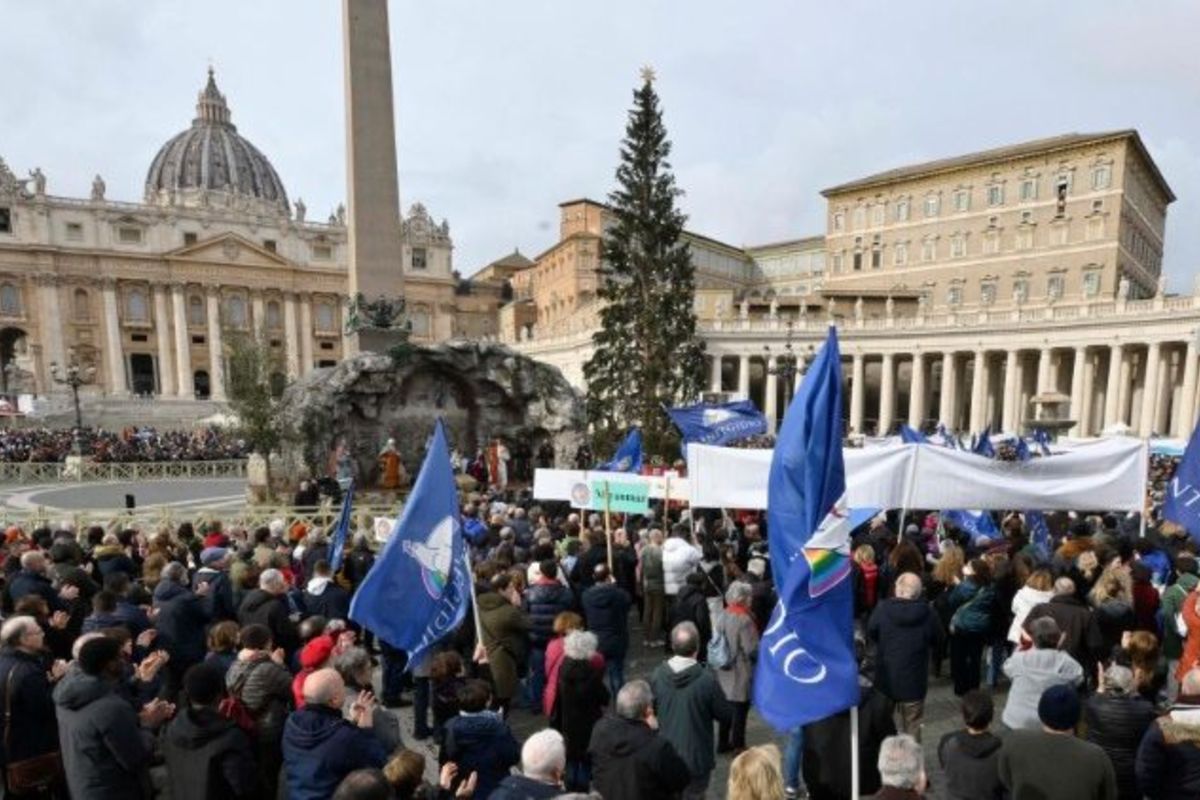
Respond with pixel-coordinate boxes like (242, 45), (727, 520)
(0, 70), (503, 408)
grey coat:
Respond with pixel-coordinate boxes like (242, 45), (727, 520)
(54, 670), (154, 800)
(715, 609), (759, 702)
(226, 654), (294, 741)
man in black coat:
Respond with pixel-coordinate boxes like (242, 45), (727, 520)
(582, 565), (633, 695)
(523, 558), (575, 713)
(0, 616), (66, 779)
(1136, 667), (1200, 800)
(192, 547), (237, 622)
(303, 560), (351, 621)
(590, 679), (690, 800)
(238, 568), (300, 657)
(1024, 576), (1104, 676)
(867, 572), (943, 741)
(938, 690), (1004, 800)
(153, 562), (212, 697)
(668, 572), (712, 660)
(7, 550), (78, 612)
(162, 662), (258, 799)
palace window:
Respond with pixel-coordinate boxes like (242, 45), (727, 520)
(894, 199), (910, 222)
(117, 226), (143, 244)
(226, 296), (247, 329)
(1092, 164), (1112, 190)
(1016, 228), (1034, 250)
(947, 286), (963, 306)
(1086, 216), (1105, 241)
(983, 231), (1000, 255)
(852, 206), (866, 229)
(921, 237), (936, 262)
(953, 190), (970, 213)
(980, 282), (997, 306)
(1051, 222), (1069, 246)
(987, 184), (1004, 207)
(1083, 271), (1101, 298)
(74, 288), (90, 321)
(187, 295), (205, 326)
(833, 212), (845, 231)
(1020, 178), (1038, 202)
(183, 232), (198, 246)
(315, 301), (335, 332)
(64, 222), (83, 242)
(1048, 275), (1065, 300)
(871, 204), (885, 227)
(870, 235), (882, 269)
(0, 208), (10, 234)
(0, 284), (20, 317)
(893, 242), (908, 266)
(950, 234), (966, 258)
(311, 244), (332, 261)
(924, 194), (940, 217)
(125, 288), (148, 322)
(1055, 177), (1070, 215)
(831, 252), (844, 272)
(411, 247), (428, 270)
(1013, 278), (1029, 303)
(266, 300), (282, 330)
(262, 239), (277, 253)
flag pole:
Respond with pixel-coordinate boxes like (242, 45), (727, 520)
(1139, 438), (1150, 539)
(898, 442), (919, 538)
(663, 474), (672, 527)
(463, 547), (484, 646)
(604, 479), (614, 572)
(850, 703), (860, 800)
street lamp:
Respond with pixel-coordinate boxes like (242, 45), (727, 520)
(763, 321), (816, 410)
(50, 357), (96, 454)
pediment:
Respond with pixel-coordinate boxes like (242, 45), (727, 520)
(166, 233), (290, 267)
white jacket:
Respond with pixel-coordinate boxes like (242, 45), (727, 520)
(1008, 586), (1054, 644)
(662, 537), (702, 596)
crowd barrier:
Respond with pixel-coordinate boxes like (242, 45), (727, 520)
(0, 459), (249, 484)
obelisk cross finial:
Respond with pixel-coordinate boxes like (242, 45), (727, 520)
(640, 64), (657, 84)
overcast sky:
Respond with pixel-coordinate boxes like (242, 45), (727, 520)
(5, 1), (1200, 284)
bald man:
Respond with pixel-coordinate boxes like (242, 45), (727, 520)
(867, 571), (944, 741)
(282, 668), (388, 800)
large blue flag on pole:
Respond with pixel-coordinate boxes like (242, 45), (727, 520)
(899, 424), (927, 444)
(595, 428), (643, 473)
(754, 326), (859, 731)
(328, 479), (355, 573)
(350, 420), (469, 664)
(1164, 422), (1200, 541)
(666, 399), (768, 446)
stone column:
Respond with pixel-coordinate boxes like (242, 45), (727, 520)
(1139, 341), (1161, 436)
(709, 353), (722, 393)
(1104, 344), (1124, 429)
(284, 292), (301, 379)
(764, 357), (778, 434)
(939, 352), (957, 428)
(299, 293), (314, 376)
(880, 353), (896, 435)
(969, 350), (987, 432)
(205, 287), (227, 402)
(1068, 346), (1087, 435)
(909, 352), (925, 430)
(1002, 349), (1020, 432)
(737, 354), (751, 398)
(251, 294), (266, 342)
(1080, 352), (1097, 436)
(850, 353), (865, 434)
(171, 284), (192, 398)
(1037, 347), (1053, 394)
(152, 285), (175, 397)
(100, 278), (127, 395)
(1154, 347), (1173, 435)
(1176, 338), (1198, 436)
(35, 277), (66, 379)
(1117, 348), (1133, 426)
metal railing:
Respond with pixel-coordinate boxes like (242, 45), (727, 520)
(0, 459), (248, 485)
(0, 502), (404, 534)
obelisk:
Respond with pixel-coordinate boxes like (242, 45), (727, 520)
(342, 0), (405, 354)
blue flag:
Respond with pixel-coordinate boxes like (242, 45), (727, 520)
(328, 480), (355, 573)
(1032, 428), (1052, 457)
(595, 428), (643, 473)
(942, 509), (1001, 545)
(1011, 435), (1052, 559)
(350, 420), (469, 662)
(754, 327), (859, 731)
(936, 424), (961, 450)
(971, 427), (996, 459)
(666, 399), (768, 446)
(899, 424), (927, 444)
(1165, 423), (1200, 541)
(1012, 436), (1032, 462)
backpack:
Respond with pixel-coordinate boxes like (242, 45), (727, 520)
(219, 662), (259, 736)
(707, 621), (733, 669)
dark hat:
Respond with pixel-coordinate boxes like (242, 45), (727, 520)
(1038, 684), (1081, 731)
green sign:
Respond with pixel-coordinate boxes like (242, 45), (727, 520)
(589, 479), (650, 513)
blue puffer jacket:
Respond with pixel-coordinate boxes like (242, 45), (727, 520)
(441, 711), (520, 800)
(948, 580), (996, 636)
(152, 580), (210, 666)
(281, 705), (388, 800)
(524, 581), (574, 648)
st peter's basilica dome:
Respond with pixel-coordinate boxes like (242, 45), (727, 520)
(144, 69), (290, 216)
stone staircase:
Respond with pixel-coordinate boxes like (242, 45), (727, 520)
(21, 396), (227, 430)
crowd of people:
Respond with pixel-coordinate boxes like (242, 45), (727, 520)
(0, 427), (248, 463)
(0, 465), (1198, 799)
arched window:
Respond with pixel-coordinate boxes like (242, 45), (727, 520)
(126, 287), (148, 322)
(187, 295), (205, 326)
(226, 295), (247, 329)
(266, 300), (282, 330)
(0, 285), (21, 317)
(73, 288), (90, 320)
(315, 301), (335, 332)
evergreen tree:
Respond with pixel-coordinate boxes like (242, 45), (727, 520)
(226, 329), (292, 494)
(584, 69), (706, 457)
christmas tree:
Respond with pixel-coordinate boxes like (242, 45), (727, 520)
(584, 67), (706, 457)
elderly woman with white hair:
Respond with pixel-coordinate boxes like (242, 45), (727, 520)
(716, 580), (760, 754)
(876, 734), (927, 798)
(552, 629), (610, 791)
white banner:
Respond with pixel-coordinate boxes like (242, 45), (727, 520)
(533, 469), (690, 508)
(686, 437), (1147, 512)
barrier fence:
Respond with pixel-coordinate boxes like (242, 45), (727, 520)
(0, 459), (248, 484)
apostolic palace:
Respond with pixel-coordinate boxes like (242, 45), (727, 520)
(2, 69), (1197, 441)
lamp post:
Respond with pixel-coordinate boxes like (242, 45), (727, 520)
(50, 357), (95, 454)
(763, 321), (816, 410)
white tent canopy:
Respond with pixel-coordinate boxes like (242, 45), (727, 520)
(686, 437), (1148, 512)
